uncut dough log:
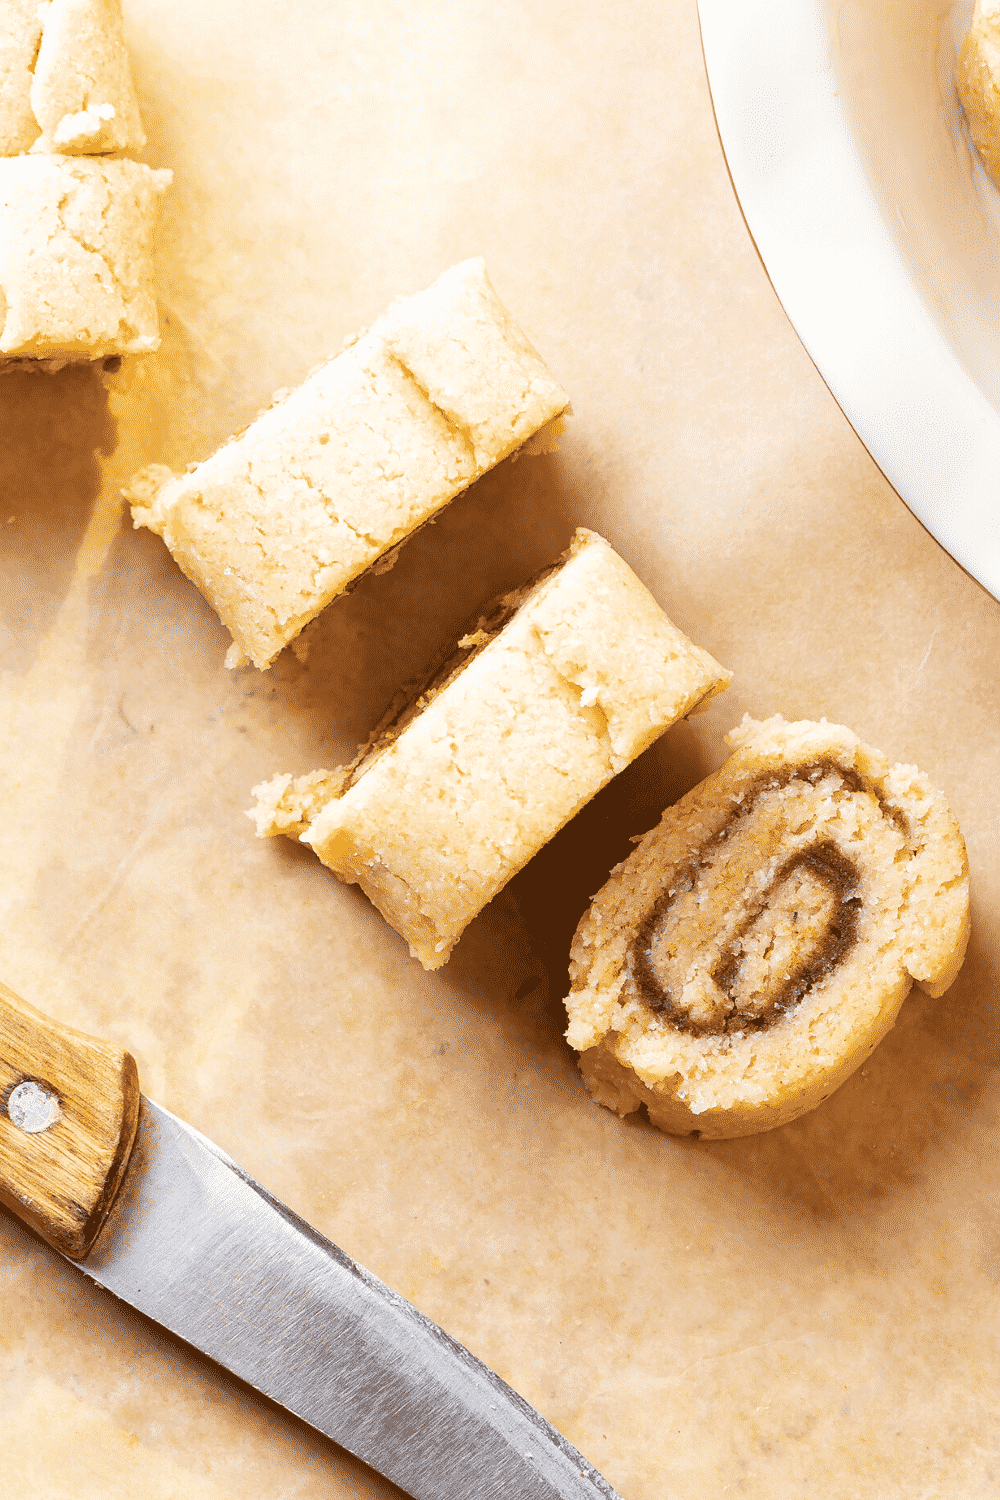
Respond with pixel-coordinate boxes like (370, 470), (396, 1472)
(0, 0), (145, 156)
(565, 715), (970, 1140)
(957, 0), (1000, 186)
(127, 259), (571, 670)
(0, 154), (170, 360)
(249, 529), (731, 969)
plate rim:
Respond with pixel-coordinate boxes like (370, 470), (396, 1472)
(697, 0), (1000, 604)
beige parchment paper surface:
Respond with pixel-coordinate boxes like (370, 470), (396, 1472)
(1, 1), (998, 1496)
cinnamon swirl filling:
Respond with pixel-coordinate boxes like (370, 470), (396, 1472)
(564, 715), (970, 1139)
(627, 760), (906, 1036)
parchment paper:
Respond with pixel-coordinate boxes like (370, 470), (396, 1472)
(1, 1), (997, 1496)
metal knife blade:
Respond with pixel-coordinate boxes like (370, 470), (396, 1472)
(78, 1096), (621, 1500)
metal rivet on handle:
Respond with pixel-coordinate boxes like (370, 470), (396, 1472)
(7, 1080), (61, 1133)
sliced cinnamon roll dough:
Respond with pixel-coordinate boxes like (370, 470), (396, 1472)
(0, 155), (171, 360)
(0, 0), (44, 156)
(127, 259), (570, 670)
(565, 715), (970, 1139)
(250, 529), (731, 969)
(29, 0), (146, 155)
(0, 0), (145, 158)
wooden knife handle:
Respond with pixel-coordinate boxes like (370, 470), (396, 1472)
(0, 980), (139, 1260)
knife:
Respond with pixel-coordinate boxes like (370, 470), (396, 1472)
(0, 979), (621, 1500)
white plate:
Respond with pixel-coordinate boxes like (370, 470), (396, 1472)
(698, 0), (1000, 601)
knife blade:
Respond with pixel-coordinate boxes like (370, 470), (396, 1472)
(0, 980), (621, 1500)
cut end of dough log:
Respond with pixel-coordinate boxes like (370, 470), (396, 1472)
(564, 714), (971, 1139)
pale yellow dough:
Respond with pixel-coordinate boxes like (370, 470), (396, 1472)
(0, 0), (145, 157)
(0, 0), (43, 156)
(565, 715), (971, 1140)
(127, 258), (571, 670)
(957, 0), (1000, 186)
(250, 529), (731, 969)
(0, 154), (170, 359)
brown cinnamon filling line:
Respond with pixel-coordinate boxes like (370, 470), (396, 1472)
(629, 759), (905, 1037)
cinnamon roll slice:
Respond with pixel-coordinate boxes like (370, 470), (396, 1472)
(565, 715), (970, 1139)
(250, 529), (730, 969)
